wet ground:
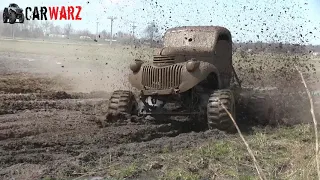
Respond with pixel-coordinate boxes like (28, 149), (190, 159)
(0, 48), (224, 179)
(0, 41), (319, 179)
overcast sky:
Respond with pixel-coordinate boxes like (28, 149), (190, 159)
(1, 0), (320, 44)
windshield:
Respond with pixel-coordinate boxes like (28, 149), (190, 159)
(9, 4), (18, 8)
(0, 1), (319, 180)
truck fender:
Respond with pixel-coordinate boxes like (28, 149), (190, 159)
(179, 62), (221, 92)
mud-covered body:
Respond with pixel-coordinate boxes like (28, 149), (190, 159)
(106, 26), (276, 133)
(129, 26), (233, 95)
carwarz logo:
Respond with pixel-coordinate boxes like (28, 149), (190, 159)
(3, 3), (82, 24)
(3, 3), (24, 24)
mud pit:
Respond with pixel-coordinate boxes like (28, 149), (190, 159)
(0, 71), (318, 180)
(0, 41), (319, 180)
(0, 72), (226, 180)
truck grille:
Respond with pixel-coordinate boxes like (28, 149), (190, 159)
(142, 65), (183, 89)
(153, 55), (175, 66)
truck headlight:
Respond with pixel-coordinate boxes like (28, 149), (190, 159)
(186, 58), (200, 72)
(130, 59), (143, 72)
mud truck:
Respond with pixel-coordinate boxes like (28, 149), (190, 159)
(106, 26), (275, 132)
(3, 3), (24, 24)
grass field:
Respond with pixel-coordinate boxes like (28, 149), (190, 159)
(0, 39), (319, 180)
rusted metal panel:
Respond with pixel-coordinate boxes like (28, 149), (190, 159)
(129, 26), (234, 94)
(163, 26), (232, 48)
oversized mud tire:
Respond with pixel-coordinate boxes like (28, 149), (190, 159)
(246, 94), (276, 126)
(19, 14), (24, 23)
(9, 11), (16, 24)
(207, 89), (236, 133)
(106, 90), (137, 123)
(3, 8), (8, 23)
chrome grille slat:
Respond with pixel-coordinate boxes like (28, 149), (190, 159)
(142, 65), (183, 90)
(148, 67), (151, 88)
(152, 68), (156, 89)
(171, 65), (174, 87)
(172, 65), (176, 86)
(167, 67), (171, 88)
(153, 55), (175, 66)
(162, 68), (165, 89)
(175, 65), (178, 86)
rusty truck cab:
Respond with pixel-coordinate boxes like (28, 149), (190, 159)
(129, 26), (234, 95)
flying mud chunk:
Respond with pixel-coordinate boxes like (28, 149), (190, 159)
(104, 26), (275, 133)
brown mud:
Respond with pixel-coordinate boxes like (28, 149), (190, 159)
(0, 54), (319, 180)
(0, 74), (228, 180)
(0, 74), (318, 180)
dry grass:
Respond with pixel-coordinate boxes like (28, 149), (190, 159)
(220, 100), (266, 180)
(295, 64), (320, 180)
(90, 125), (317, 179)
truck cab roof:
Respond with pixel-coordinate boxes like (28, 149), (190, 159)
(9, 3), (19, 8)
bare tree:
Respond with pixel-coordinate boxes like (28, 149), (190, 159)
(100, 30), (109, 39)
(64, 23), (72, 38)
(49, 23), (61, 35)
(116, 31), (124, 38)
(76, 29), (91, 36)
(144, 22), (159, 47)
(42, 21), (52, 36)
(114, 31), (132, 45)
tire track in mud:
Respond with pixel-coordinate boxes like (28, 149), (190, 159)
(0, 98), (108, 115)
(0, 91), (113, 115)
(0, 91), (214, 179)
(0, 89), (318, 179)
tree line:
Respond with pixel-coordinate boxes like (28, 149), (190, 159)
(0, 10), (319, 52)
(0, 10), (163, 47)
(234, 42), (310, 55)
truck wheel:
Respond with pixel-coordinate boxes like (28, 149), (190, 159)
(106, 90), (137, 123)
(19, 13), (24, 23)
(9, 11), (16, 24)
(207, 89), (237, 133)
(3, 8), (8, 23)
(246, 94), (276, 126)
